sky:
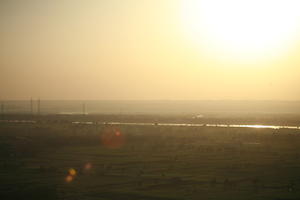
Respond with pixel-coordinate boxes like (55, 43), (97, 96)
(1, 0), (300, 100)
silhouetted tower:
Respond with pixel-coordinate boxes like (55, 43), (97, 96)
(82, 102), (86, 115)
(37, 98), (40, 115)
(1, 101), (4, 117)
(30, 98), (33, 115)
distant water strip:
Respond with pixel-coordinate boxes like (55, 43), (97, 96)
(0, 119), (299, 130)
(0, 120), (36, 123)
(72, 121), (300, 130)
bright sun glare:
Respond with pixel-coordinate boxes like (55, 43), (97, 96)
(181, 0), (300, 61)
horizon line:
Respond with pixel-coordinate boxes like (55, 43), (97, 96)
(2, 99), (300, 102)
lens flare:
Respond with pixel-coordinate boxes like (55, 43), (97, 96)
(68, 168), (77, 176)
(65, 175), (73, 183)
(101, 127), (125, 149)
(84, 163), (92, 170)
(115, 131), (121, 136)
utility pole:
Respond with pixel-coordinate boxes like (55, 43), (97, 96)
(82, 102), (86, 115)
(1, 101), (4, 117)
(37, 98), (40, 115)
(30, 98), (33, 115)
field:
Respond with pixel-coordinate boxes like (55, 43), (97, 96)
(1, 114), (300, 200)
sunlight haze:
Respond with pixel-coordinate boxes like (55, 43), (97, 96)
(1, 0), (300, 100)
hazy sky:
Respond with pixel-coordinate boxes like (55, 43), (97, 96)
(1, 0), (300, 100)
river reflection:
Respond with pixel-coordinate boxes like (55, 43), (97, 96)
(72, 121), (300, 130)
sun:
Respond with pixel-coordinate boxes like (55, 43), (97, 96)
(181, 0), (300, 61)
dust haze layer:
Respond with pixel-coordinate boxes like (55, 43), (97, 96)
(2, 100), (300, 115)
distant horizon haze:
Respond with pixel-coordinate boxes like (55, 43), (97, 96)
(2, 100), (300, 115)
(1, 0), (300, 100)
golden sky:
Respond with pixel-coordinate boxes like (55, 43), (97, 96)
(1, 0), (300, 100)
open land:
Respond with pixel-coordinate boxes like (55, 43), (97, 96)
(1, 114), (300, 200)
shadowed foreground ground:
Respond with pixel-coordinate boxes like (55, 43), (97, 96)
(1, 115), (300, 200)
